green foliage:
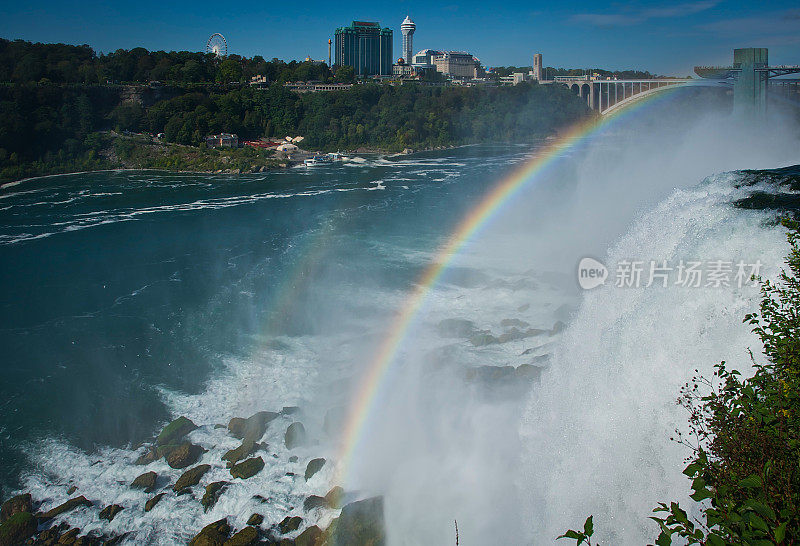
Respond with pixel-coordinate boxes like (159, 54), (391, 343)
(558, 516), (595, 545)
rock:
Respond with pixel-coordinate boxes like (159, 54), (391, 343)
(173, 464), (211, 492)
(131, 471), (158, 492)
(223, 526), (258, 546)
(230, 457), (264, 480)
(500, 318), (530, 329)
(325, 497), (385, 546)
(166, 442), (205, 469)
(289, 456), (299, 463)
(99, 504), (123, 522)
(66, 486), (77, 495)
(550, 320), (566, 334)
(284, 423), (307, 450)
(202, 482), (229, 512)
(436, 318), (477, 338)
(469, 331), (500, 346)
(294, 525), (323, 546)
(281, 406), (300, 415)
(304, 458), (325, 481)
(227, 411), (278, 442)
(56, 526), (79, 544)
(144, 493), (165, 512)
(156, 416), (197, 446)
(515, 363), (543, 382)
(40, 496), (92, 519)
(0, 511), (36, 545)
(222, 439), (256, 468)
(246, 513), (263, 526)
(323, 407), (346, 437)
(324, 486), (344, 509)
(303, 496), (326, 511)
(189, 518), (231, 546)
(517, 303), (530, 312)
(278, 516), (302, 534)
(1, 493), (31, 522)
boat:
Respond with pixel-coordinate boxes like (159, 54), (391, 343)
(304, 154), (332, 167)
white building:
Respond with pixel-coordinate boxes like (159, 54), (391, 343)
(401, 16), (416, 64)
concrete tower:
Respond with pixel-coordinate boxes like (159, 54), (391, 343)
(401, 16), (416, 64)
(532, 53), (543, 81)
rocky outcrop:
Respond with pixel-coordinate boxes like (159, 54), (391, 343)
(202, 482), (229, 512)
(156, 416), (197, 446)
(130, 471), (158, 493)
(278, 516), (302, 534)
(303, 496), (326, 511)
(173, 464), (211, 492)
(40, 496), (92, 519)
(222, 526), (258, 546)
(284, 423), (307, 450)
(0, 512), (36, 545)
(324, 486), (344, 509)
(0, 494), (31, 522)
(246, 513), (263, 526)
(166, 442), (205, 469)
(189, 518), (231, 546)
(144, 493), (165, 512)
(295, 525), (324, 546)
(325, 496), (385, 546)
(222, 439), (256, 468)
(436, 318), (478, 338)
(304, 458), (325, 481)
(230, 456), (264, 480)
(99, 504), (123, 522)
(227, 411), (278, 442)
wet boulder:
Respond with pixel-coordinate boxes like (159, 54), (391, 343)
(303, 496), (326, 511)
(99, 504), (123, 522)
(324, 486), (345, 509)
(156, 416), (197, 446)
(1, 493), (31, 522)
(189, 518), (231, 546)
(228, 411), (278, 442)
(130, 471), (158, 493)
(246, 513), (263, 526)
(278, 516), (303, 534)
(284, 423), (307, 450)
(325, 496), (385, 546)
(40, 496), (92, 519)
(230, 456), (264, 480)
(500, 318), (530, 329)
(304, 458), (325, 481)
(223, 525), (259, 545)
(295, 525), (324, 546)
(202, 482), (229, 512)
(166, 442), (205, 469)
(469, 331), (500, 346)
(222, 439), (256, 468)
(436, 318), (478, 338)
(0, 512), (36, 545)
(144, 493), (165, 512)
(173, 464), (211, 492)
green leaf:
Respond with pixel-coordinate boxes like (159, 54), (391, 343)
(583, 515), (593, 537)
(557, 530), (583, 541)
(775, 521), (787, 543)
(739, 475), (763, 489)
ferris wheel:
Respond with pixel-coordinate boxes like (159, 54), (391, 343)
(206, 33), (227, 57)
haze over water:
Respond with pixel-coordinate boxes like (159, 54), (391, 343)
(1, 89), (799, 543)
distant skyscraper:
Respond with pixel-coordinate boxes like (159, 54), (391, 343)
(401, 16), (416, 64)
(335, 21), (393, 76)
(532, 53), (543, 81)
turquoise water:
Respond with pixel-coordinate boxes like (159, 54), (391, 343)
(0, 147), (528, 493)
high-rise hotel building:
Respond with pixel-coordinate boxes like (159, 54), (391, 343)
(334, 21), (393, 77)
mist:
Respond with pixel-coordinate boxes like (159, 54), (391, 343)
(336, 87), (800, 544)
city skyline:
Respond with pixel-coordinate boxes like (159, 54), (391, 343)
(1, 0), (799, 76)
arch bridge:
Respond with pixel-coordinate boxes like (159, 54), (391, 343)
(555, 77), (694, 116)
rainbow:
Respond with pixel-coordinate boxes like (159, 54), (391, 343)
(335, 86), (683, 481)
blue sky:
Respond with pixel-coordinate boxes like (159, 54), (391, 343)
(1, 0), (798, 75)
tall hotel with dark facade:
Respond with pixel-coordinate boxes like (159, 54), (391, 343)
(334, 21), (393, 77)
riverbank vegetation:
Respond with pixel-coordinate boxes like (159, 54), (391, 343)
(0, 38), (594, 183)
(560, 218), (800, 544)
